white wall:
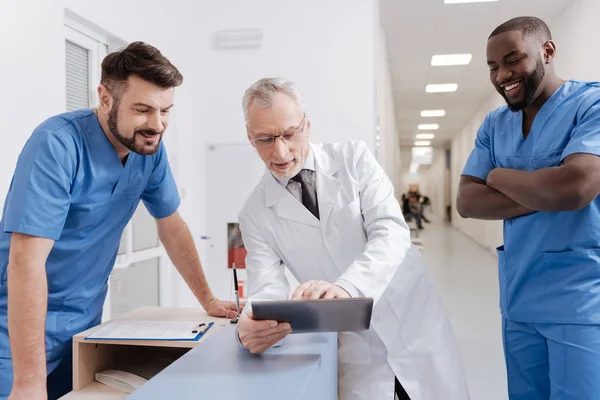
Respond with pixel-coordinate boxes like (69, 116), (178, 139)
(449, 0), (600, 253)
(0, 0), (66, 208)
(376, 27), (402, 190)
(551, 0), (600, 81)
(1, 0), (379, 308)
(189, 0), (378, 249)
(426, 148), (449, 219)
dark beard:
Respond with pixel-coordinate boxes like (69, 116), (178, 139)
(108, 102), (162, 156)
(501, 57), (546, 112)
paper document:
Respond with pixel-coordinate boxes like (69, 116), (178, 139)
(95, 370), (147, 393)
(85, 320), (213, 341)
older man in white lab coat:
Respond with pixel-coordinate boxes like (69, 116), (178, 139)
(235, 77), (470, 400)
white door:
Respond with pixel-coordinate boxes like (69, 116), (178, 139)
(206, 143), (299, 304)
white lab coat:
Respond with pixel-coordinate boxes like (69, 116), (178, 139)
(238, 141), (470, 400)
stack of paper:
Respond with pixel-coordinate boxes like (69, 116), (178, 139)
(95, 370), (147, 394)
(95, 353), (179, 392)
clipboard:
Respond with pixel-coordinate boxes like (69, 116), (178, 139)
(84, 320), (214, 341)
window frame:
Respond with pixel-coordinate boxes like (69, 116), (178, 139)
(64, 22), (108, 110)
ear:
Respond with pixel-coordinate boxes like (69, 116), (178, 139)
(97, 84), (114, 114)
(543, 40), (557, 64)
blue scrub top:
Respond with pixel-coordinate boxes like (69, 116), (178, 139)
(0, 110), (180, 368)
(463, 80), (600, 324)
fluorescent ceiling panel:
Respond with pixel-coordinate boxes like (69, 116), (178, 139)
(414, 141), (432, 146)
(431, 54), (472, 66)
(416, 133), (435, 140)
(444, 0), (498, 3)
(420, 109), (446, 117)
(418, 124), (439, 130)
(426, 84), (458, 93)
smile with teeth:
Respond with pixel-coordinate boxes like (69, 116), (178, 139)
(504, 81), (522, 92)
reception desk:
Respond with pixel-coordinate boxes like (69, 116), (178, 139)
(61, 306), (338, 400)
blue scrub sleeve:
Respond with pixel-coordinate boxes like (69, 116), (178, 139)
(462, 113), (496, 181)
(141, 143), (181, 219)
(3, 130), (75, 240)
(561, 97), (600, 160)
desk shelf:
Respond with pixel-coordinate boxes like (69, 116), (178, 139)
(61, 307), (227, 399)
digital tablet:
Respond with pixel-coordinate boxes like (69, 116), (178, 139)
(251, 297), (374, 334)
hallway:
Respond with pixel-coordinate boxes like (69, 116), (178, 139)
(418, 219), (507, 400)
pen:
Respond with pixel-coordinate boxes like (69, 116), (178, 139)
(231, 263), (240, 323)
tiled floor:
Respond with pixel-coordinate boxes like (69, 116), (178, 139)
(417, 218), (508, 400)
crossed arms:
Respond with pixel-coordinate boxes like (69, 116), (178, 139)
(457, 153), (600, 220)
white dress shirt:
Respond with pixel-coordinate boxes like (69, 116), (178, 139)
(273, 150), (360, 298)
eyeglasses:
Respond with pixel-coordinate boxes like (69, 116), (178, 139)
(249, 113), (307, 149)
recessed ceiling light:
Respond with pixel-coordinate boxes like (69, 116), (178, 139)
(416, 133), (435, 140)
(431, 54), (472, 66)
(418, 124), (439, 130)
(414, 141), (431, 146)
(426, 84), (458, 93)
(420, 110), (446, 117)
(444, 0), (498, 3)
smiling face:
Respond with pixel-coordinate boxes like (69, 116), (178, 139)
(486, 30), (550, 112)
(98, 75), (174, 157)
(246, 91), (310, 179)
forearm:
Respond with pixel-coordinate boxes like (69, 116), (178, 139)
(7, 261), (48, 389)
(458, 178), (533, 220)
(336, 217), (410, 304)
(487, 167), (586, 212)
(158, 216), (214, 308)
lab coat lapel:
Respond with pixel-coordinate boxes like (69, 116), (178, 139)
(263, 170), (320, 228)
(312, 144), (341, 226)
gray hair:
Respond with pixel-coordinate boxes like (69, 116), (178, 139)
(242, 77), (305, 123)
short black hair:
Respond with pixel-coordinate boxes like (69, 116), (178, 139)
(489, 16), (552, 43)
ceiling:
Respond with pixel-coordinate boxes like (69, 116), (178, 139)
(379, 0), (575, 148)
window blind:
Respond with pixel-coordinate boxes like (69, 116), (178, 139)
(65, 40), (89, 111)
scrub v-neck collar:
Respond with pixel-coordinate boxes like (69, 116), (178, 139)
(512, 81), (570, 156)
(88, 111), (136, 197)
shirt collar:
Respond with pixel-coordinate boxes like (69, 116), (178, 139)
(274, 148), (315, 187)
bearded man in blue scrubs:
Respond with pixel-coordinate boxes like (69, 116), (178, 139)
(0, 42), (238, 400)
(458, 16), (600, 400)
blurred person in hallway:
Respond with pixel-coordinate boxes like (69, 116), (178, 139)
(418, 194), (431, 223)
(402, 192), (424, 229)
(234, 77), (470, 400)
(0, 42), (237, 400)
(458, 16), (600, 400)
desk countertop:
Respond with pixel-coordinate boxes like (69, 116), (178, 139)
(127, 325), (338, 400)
